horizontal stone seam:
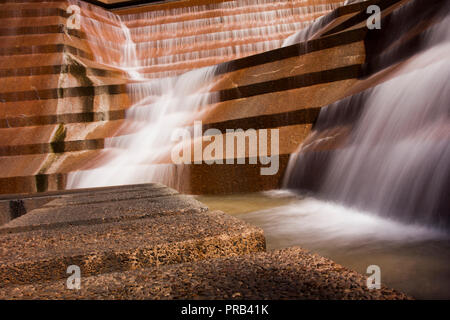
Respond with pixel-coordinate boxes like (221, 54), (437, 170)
(0, 105), (318, 129)
(0, 0), (129, 17)
(202, 107), (322, 133)
(102, 0), (232, 11)
(0, 206), (206, 235)
(0, 138), (105, 156)
(0, 24), (85, 37)
(0, 154), (292, 182)
(0, 64), (125, 79)
(0, 43), (93, 59)
(218, 64), (362, 101)
(112, 0), (349, 17)
(0, 182), (168, 201)
(0, 83), (125, 102)
(0, 8), (122, 28)
(0, 105), (323, 156)
(0, 0), (65, 4)
(0, 64), (360, 104)
(0, 110), (126, 129)
(214, 27), (366, 75)
(0, 8), (68, 19)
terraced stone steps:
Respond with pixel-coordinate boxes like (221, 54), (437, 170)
(0, 16), (367, 194)
(0, 183), (265, 286)
(0, 0), (416, 195)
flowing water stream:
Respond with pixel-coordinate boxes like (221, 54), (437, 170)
(197, 191), (450, 299)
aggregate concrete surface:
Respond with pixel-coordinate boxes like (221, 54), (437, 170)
(0, 247), (410, 300)
(0, 183), (409, 299)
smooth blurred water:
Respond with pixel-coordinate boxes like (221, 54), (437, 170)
(197, 191), (450, 299)
(285, 3), (450, 229)
(67, 64), (219, 189)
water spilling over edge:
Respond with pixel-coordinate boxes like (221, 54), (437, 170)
(284, 0), (450, 230)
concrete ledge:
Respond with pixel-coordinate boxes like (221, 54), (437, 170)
(0, 247), (410, 299)
(0, 183), (187, 225)
(0, 186), (196, 233)
(0, 209), (265, 286)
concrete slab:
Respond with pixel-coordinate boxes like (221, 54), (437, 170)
(0, 194), (202, 233)
(0, 183), (182, 228)
(0, 247), (409, 300)
(0, 210), (265, 286)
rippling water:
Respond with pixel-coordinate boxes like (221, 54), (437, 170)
(197, 191), (450, 299)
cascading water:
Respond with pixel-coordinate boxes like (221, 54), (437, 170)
(67, 0), (345, 189)
(284, 0), (450, 230)
(282, 11), (329, 46)
(62, 0), (449, 298)
(68, 66), (219, 188)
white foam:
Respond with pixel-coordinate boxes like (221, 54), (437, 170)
(239, 197), (448, 249)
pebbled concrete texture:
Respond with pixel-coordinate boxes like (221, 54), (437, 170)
(0, 211), (265, 286)
(0, 183), (409, 299)
(0, 193), (203, 233)
(0, 247), (410, 300)
(0, 183), (265, 287)
(0, 183), (175, 226)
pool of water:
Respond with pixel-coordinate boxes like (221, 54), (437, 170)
(196, 191), (450, 299)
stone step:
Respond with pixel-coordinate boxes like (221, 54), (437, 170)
(0, 247), (410, 300)
(0, 94), (130, 125)
(0, 210), (264, 286)
(0, 182), (188, 232)
(0, 183), (264, 286)
(0, 182), (181, 223)
(0, 119), (132, 149)
(0, 1), (66, 11)
(1, 195), (204, 234)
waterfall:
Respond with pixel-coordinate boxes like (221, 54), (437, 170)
(67, 66), (219, 189)
(67, 0), (343, 189)
(284, 0), (450, 229)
